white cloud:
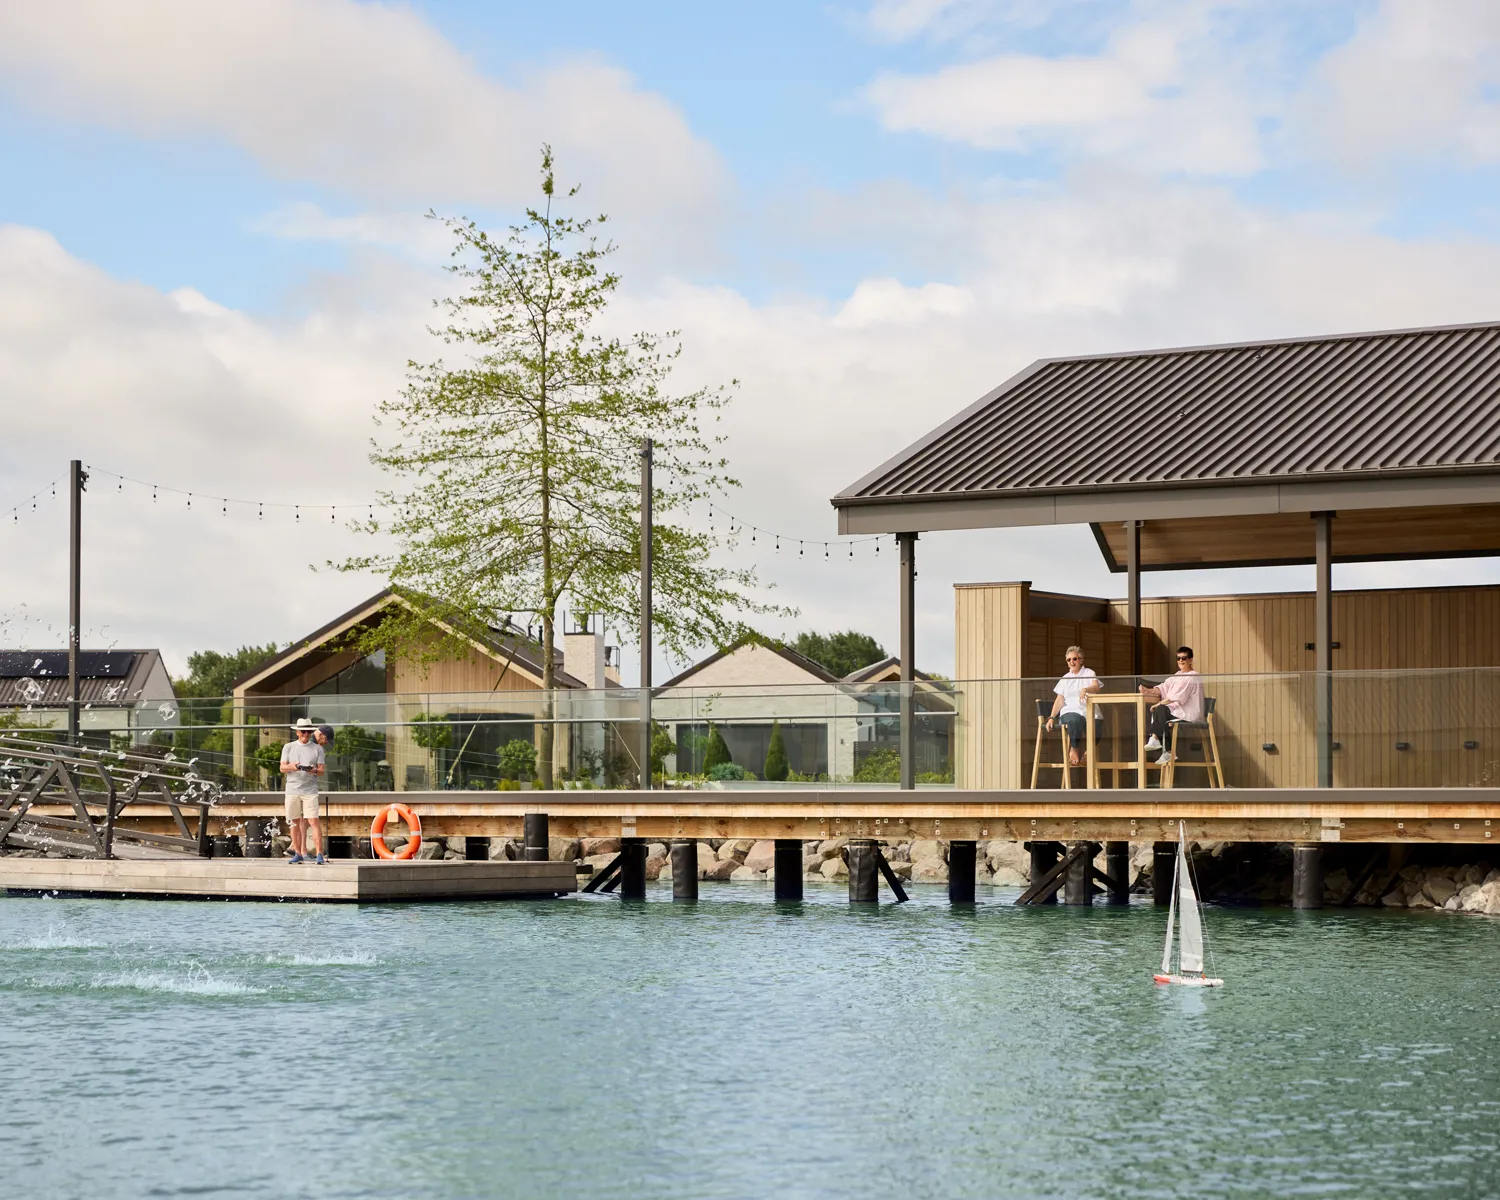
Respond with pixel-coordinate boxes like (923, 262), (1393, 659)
(0, 0), (727, 267)
(1304, 0), (1500, 166)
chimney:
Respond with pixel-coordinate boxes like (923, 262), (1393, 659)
(563, 616), (606, 690)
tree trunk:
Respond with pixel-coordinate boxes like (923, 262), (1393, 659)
(539, 608), (555, 789)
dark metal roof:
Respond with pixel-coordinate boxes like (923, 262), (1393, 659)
(836, 319), (1500, 505)
(0, 651), (135, 679)
(0, 649), (165, 708)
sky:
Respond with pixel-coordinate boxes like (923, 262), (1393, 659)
(5, 0), (1500, 683)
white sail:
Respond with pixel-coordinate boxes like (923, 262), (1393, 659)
(1160, 850), (1178, 975)
(1176, 835), (1205, 975)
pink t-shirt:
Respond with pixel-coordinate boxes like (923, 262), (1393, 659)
(1158, 671), (1204, 722)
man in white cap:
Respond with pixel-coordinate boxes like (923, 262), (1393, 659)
(281, 717), (326, 864)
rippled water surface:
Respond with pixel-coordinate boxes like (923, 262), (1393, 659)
(4, 882), (1500, 1198)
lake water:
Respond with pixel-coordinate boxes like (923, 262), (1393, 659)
(4, 880), (1500, 1199)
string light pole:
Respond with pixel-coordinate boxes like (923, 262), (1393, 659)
(67, 460), (88, 746)
(639, 438), (653, 789)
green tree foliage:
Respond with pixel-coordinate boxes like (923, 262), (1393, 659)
(702, 723), (731, 772)
(409, 714), (453, 752)
(792, 630), (886, 679)
(250, 739), (286, 783)
(763, 720), (788, 781)
(173, 645), (281, 698)
(852, 747), (900, 783)
(333, 724), (385, 763)
(649, 720), (674, 775)
(170, 643), (282, 764)
(342, 148), (786, 786)
(498, 738), (538, 781)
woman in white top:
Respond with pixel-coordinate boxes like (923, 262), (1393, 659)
(1046, 646), (1101, 766)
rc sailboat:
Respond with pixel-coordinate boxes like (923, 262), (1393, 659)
(1153, 822), (1224, 987)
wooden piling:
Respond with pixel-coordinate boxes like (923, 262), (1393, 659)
(671, 839), (698, 901)
(1029, 841), (1060, 904)
(620, 837), (647, 900)
(464, 836), (491, 861)
(847, 838), (878, 902)
(1293, 843), (1324, 909)
(1105, 841), (1130, 904)
(244, 818), (272, 858)
(1063, 841), (1094, 905)
(523, 813), (549, 862)
(948, 840), (977, 904)
(773, 839), (803, 901)
(1153, 842), (1176, 905)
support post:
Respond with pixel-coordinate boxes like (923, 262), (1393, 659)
(897, 531), (917, 791)
(1314, 510), (1334, 788)
(671, 838), (699, 901)
(1029, 841), (1060, 905)
(464, 836), (491, 861)
(1125, 518), (1141, 677)
(1064, 841), (1094, 906)
(1292, 843), (1324, 910)
(1152, 842), (1176, 905)
(948, 839), (977, 904)
(639, 438), (653, 789)
(244, 817), (272, 858)
(1105, 841), (1131, 904)
(67, 460), (86, 746)
(847, 838), (879, 902)
(773, 839), (803, 901)
(523, 812), (549, 861)
(620, 837), (647, 900)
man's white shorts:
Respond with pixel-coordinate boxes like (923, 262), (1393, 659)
(284, 792), (320, 821)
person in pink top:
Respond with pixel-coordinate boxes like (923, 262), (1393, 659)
(1138, 646), (1204, 765)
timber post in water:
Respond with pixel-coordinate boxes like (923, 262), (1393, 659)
(847, 839), (879, 902)
(948, 840), (977, 904)
(1029, 841), (1060, 904)
(244, 818), (272, 858)
(523, 813), (549, 861)
(773, 839), (803, 900)
(1105, 841), (1130, 904)
(1293, 843), (1324, 909)
(1153, 842), (1176, 905)
(671, 839), (698, 901)
(620, 838), (647, 900)
(1064, 841), (1094, 905)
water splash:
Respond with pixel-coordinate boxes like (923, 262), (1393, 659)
(87, 965), (263, 997)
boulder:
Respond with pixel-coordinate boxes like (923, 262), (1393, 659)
(580, 852), (618, 875)
(548, 837), (581, 862)
(985, 840), (1030, 882)
(818, 838), (849, 860)
(803, 853), (823, 876)
(487, 839), (513, 860)
(647, 842), (669, 859)
(910, 839), (946, 864)
(1458, 883), (1484, 911)
(644, 855), (668, 881)
(820, 856), (849, 880)
(1424, 875), (1459, 906)
(1381, 888), (1407, 907)
(1408, 893), (1436, 909)
(443, 849), (464, 860)
(1444, 896), (1461, 911)
(910, 858), (948, 883)
(415, 840), (445, 860)
(1481, 882), (1500, 915)
(696, 843), (721, 876)
(581, 838), (621, 857)
(743, 840), (778, 872)
(702, 858), (739, 881)
(444, 836), (467, 856)
(888, 859), (913, 879)
(718, 838), (755, 862)
(730, 865), (763, 881)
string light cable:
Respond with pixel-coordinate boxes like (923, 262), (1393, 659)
(4, 472), (68, 524)
(705, 499), (888, 561)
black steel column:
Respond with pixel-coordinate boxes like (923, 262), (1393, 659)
(948, 840), (977, 904)
(1152, 841), (1176, 905)
(639, 438), (653, 788)
(671, 838), (698, 901)
(847, 838), (879, 902)
(1125, 518), (1141, 676)
(1292, 843), (1324, 910)
(1314, 511), (1334, 788)
(898, 532), (917, 791)
(67, 460), (87, 745)
(1029, 840), (1060, 904)
(1105, 841), (1130, 904)
(464, 836), (491, 861)
(774, 838), (803, 900)
(523, 812), (549, 861)
(244, 817), (272, 858)
(620, 837), (647, 900)
(1064, 841), (1094, 906)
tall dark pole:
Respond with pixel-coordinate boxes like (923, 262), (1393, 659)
(1125, 518), (1141, 677)
(67, 460), (87, 746)
(897, 532), (917, 791)
(1314, 511), (1333, 788)
(639, 438), (653, 789)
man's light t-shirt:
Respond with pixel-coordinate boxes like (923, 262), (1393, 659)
(281, 739), (325, 796)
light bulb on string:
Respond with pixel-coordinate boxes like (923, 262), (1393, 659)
(798, 541), (803, 558)
(186, 493), (192, 509)
(295, 505), (300, 523)
(824, 544), (829, 560)
(331, 506), (336, 524)
(258, 503), (263, 521)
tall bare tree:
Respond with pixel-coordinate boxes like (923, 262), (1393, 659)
(343, 148), (780, 785)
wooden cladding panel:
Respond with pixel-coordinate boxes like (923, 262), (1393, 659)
(955, 583), (1026, 789)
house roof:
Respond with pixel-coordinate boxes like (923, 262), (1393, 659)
(840, 656), (936, 684)
(836, 320), (1500, 506)
(658, 638), (840, 689)
(0, 649), (169, 707)
(232, 590), (586, 693)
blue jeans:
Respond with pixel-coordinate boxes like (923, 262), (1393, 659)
(1058, 711), (1086, 751)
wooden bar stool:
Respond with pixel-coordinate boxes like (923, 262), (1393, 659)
(1029, 699), (1074, 789)
(1164, 697), (1225, 788)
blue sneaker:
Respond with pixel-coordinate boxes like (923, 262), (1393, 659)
(314, 854), (326, 865)
(287, 853), (305, 865)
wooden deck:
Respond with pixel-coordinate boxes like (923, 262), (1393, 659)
(0, 857), (577, 903)
(50, 787), (1500, 846)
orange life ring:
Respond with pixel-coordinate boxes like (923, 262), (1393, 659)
(370, 803), (422, 860)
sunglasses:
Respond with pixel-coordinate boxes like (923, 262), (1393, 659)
(1176, 655), (1192, 661)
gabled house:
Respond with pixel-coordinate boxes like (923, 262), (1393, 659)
(0, 648), (177, 745)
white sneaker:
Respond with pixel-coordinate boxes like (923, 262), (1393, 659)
(1144, 736), (1162, 751)
(1156, 750), (1173, 765)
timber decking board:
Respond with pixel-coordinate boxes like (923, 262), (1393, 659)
(0, 858), (576, 903)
